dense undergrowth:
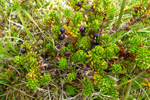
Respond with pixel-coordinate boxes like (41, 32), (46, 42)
(0, 0), (150, 99)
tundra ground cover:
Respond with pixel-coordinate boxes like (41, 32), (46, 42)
(0, 0), (150, 99)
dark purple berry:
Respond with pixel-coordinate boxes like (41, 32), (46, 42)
(56, 61), (59, 65)
(58, 34), (65, 40)
(64, 51), (70, 56)
(21, 48), (26, 54)
(77, 1), (82, 7)
(81, 32), (86, 36)
(79, 26), (85, 32)
(60, 27), (65, 33)
(93, 33), (100, 37)
(91, 39), (99, 45)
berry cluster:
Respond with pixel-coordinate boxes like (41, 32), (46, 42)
(58, 27), (65, 40)
(91, 33), (100, 45)
(79, 26), (86, 36)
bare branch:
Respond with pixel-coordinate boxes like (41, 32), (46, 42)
(109, 16), (145, 35)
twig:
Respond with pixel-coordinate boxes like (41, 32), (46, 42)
(7, 19), (24, 28)
(0, 82), (35, 98)
(109, 16), (144, 35)
(0, 90), (16, 97)
(47, 83), (51, 100)
(82, 6), (93, 15)
(63, 94), (79, 100)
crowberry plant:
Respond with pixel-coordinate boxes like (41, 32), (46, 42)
(1, 0), (150, 99)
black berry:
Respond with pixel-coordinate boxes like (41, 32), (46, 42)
(77, 1), (82, 7)
(91, 39), (99, 45)
(64, 51), (70, 56)
(79, 26), (85, 32)
(60, 27), (65, 33)
(93, 33), (100, 37)
(81, 32), (86, 36)
(21, 48), (26, 54)
(58, 34), (65, 40)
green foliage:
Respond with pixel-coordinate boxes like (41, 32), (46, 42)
(26, 78), (39, 89)
(12, 0), (20, 10)
(136, 47), (150, 69)
(14, 56), (24, 65)
(87, 44), (119, 73)
(78, 37), (90, 50)
(127, 36), (144, 54)
(66, 72), (77, 82)
(35, 3), (41, 9)
(71, 12), (83, 26)
(112, 63), (122, 73)
(88, 46), (104, 59)
(75, 50), (87, 64)
(52, 25), (61, 36)
(60, 46), (66, 56)
(64, 8), (71, 18)
(1, 0), (150, 99)
(40, 73), (51, 85)
(82, 78), (94, 96)
(46, 42), (54, 50)
(90, 19), (101, 29)
(44, 2), (50, 7)
(71, 53), (78, 63)
(13, 44), (51, 89)
(107, 6), (117, 20)
(93, 60), (108, 73)
(65, 85), (76, 96)
(67, 44), (74, 51)
(94, 74), (114, 91)
(58, 58), (68, 69)
(44, 10), (61, 26)
(105, 45), (119, 60)
(107, 89), (119, 98)
(49, 11), (61, 25)
(100, 34), (112, 46)
(93, 74), (119, 98)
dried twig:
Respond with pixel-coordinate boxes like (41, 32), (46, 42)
(109, 16), (145, 35)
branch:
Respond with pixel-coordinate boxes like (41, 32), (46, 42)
(109, 16), (145, 35)
(82, 6), (93, 15)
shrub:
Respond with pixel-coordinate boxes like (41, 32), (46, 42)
(1, 0), (150, 99)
